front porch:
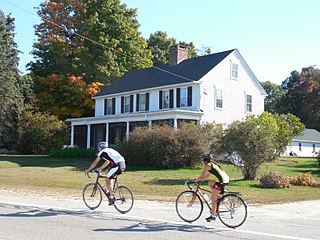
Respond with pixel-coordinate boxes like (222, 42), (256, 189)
(67, 109), (203, 149)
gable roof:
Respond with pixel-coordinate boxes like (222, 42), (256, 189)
(95, 49), (235, 97)
(293, 129), (320, 143)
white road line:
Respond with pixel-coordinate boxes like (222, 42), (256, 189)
(0, 200), (316, 240)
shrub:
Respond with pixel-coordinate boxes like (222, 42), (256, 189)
(119, 123), (210, 169)
(48, 147), (95, 158)
(260, 172), (290, 188)
(290, 172), (316, 186)
(16, 110), (69, 154)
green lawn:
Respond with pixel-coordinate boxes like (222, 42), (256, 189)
(0, 155), (319, 204)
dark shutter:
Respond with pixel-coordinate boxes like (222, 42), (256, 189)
(159, 91), (163, 109)
(130, 95), (134, 112)
(146, 93), (149, 111)
(112, 98), (116, 115)
(169, 89), (174, 108)
(188, 86), (192, 106)
(121, 96), (124, 113)
(104, 99), (107, 115)
(176, 88), (181, 108)
(136, 94), (140, 111)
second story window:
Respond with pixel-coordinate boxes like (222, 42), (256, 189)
(176, 86), (192, 108)
(231, 62), (238, 79)
(136, 93), (149, 112)
(121, 95), (133, 113)
(215, 88), (223, 109)
(180, 88), (187, 107)
(124, 96), (130, 113)
(245, 94), (252, 112)
(159, 89), (174, 109)
(104, 98), (115, 115)
(163, 90), (170, 108)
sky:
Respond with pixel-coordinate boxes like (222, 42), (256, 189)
(1, 0), (320, 85)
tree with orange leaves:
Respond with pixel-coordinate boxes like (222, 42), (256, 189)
(28, 0), (152, 119)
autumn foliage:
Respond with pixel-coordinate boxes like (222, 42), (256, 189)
(35, 74), (103, 119)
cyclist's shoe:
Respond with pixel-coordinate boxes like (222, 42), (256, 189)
(108, 196), (116, 205)
(205, 214), (217, 222)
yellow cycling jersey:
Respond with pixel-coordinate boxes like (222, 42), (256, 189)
(207, 162), (230, 183)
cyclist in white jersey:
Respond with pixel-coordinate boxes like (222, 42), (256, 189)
(84, 142), (126, 205)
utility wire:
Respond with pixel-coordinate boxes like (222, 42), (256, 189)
(2, 0), (195, 82)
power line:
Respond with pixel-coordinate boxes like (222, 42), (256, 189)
(2, 0), (195, 82)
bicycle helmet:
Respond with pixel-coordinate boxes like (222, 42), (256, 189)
(98, 142), (108, 149)
(202, 153), (212, 162)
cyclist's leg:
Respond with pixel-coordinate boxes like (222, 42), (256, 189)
(105, 165), (119, 193)
(208, 181), (222, 215)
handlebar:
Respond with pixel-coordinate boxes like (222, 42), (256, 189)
(86, 169), (102, 179)
(185, 180), (200, 189)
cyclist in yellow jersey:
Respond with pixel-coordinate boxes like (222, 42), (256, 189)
(195, 154), (229, 222)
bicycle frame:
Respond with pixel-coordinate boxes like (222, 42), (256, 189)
(87, 170), (119, 197)
(186, 181), (242, 213)
(186, 181), (213, 210)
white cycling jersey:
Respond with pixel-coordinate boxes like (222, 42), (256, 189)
(97, 148), (125, 165)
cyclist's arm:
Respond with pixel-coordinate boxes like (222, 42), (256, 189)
(97, 159), (110, 171)
(195, 165), (211, 182)
(85, 156), (100, 173)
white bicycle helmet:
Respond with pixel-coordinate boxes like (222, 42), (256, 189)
(98, 142), (108, 149)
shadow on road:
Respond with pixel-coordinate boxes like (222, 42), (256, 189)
(92, 218), (228, 234)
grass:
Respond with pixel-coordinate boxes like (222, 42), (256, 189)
(0, 155), (319, 204)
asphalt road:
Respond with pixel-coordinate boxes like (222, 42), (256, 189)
(0, 191), (319, 240)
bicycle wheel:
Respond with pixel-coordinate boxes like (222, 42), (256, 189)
(83, 183), (102, 210)
(176, 190), (203, 223)
(217, 193), (247, 228)
(113, 185), (134, 214)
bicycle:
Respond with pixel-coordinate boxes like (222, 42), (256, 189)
(83, 169), (134, 214)
(175, 180), (247, 228)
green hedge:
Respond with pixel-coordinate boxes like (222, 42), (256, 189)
(115, 123), (217, 169)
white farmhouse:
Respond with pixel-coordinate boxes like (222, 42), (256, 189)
(284, 129), (320, 157)
(67, 45), (266, 148)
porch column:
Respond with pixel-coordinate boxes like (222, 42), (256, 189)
(70, 125), (74, 147)
(87, 124), (91, 149)
(173, 117), (178, 130)
(148, 120), (152, 130)
(126, 121), (130, 139)
(105, 122), (109, 145)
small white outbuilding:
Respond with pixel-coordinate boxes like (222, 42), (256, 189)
(284, 129), (320, 157)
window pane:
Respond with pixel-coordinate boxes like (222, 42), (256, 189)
(163, 90), (169, 109)
(124, 96), (130, 112)
(139, 94), (146, 111)
(232, 63), (238, 79)
(107, 99), (113, 114)
(180, 88), (187, 107)
(246, 95), (252, 112)
(215, 89), (223, 109)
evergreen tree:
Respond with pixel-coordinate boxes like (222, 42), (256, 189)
(0, 11), (23, 149)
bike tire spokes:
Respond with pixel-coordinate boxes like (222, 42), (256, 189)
(218, 194), (247, 228)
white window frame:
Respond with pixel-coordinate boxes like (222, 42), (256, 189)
(139, 93), (146, 112)
(124, 96), (130, 113)
(106, 98), (113, 115)
(214, 88), (223, 109)
(162, 90), (170, 109)
(180, 87), (187, 107)
(246, 94), (252, 112)
(231, 62), (238, 79)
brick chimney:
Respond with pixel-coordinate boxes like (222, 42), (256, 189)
(169, 45), (188, 64)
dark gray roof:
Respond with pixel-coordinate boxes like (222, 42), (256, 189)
(293, 129), (320, 143)
(95, 49), (235, 96)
